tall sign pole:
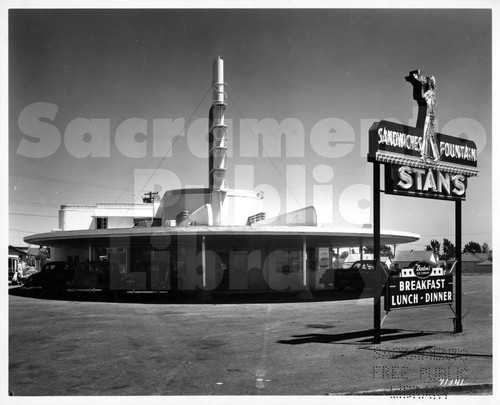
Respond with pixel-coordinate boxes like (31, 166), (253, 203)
(373, 162), (381, 344)
(455, 200), (463, 333)
(367, 69), (478, 343)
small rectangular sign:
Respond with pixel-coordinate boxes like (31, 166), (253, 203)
(385, 274), (454, 311)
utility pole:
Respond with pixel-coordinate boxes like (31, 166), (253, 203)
(143, 191), (159, 222)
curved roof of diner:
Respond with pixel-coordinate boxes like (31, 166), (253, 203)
(24, 225), (419, 248)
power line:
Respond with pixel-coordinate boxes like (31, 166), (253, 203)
(9, 200), (62, 208)
(227, 93), (304, 209)
(226, 95), (370, 209)
(113, 84), (212, 228)
(11, 85), (212, 215)
(418, 232), (491, 237)
(129, 84), (213, 205)
(10, 212), (58, 218)
(10, 171), (127, 192)
(10, 229), (34, 233)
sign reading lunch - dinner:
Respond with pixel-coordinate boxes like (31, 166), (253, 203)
(385, 262), (454, 311)
(368, 120), (478, 201)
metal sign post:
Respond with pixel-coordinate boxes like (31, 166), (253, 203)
(373, 162), (381, 344)
(455, 200), (463, 333)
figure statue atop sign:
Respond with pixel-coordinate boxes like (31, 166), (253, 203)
(405, 69), (441, 162)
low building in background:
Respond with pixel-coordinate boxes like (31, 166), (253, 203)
(393, 250), (439, 269)
(460, 252), (493, 273)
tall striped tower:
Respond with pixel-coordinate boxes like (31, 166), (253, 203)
(208, 56), (228, 225)
(208, 55), (228, 191)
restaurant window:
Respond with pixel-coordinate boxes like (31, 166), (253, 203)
(67, 255), (79, 264)
(133, 218), (150, 227)
(96, 217), (108, 229)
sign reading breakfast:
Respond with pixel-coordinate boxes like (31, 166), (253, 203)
(385, 262), (454, 311)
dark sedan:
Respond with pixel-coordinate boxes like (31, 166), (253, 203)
(23, 261), (75, 291)
(320, 260), (393, 291)
(70, 261), (110, 290)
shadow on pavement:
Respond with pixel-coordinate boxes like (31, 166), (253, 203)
(9, 285), (375, 305)
(277, 328), (436, 345)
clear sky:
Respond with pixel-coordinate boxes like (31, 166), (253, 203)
(7, 7), (493, 252)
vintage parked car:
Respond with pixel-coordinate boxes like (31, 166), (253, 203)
(319, 267), (336, 289)
(23, 261), (75, 291)
(320, 260), (393, 291)
(70, 261), (110, 290)
(319, 257), (330, 269)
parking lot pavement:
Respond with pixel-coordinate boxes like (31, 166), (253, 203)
(8, 275), (492, 396)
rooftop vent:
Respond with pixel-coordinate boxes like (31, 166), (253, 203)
(247, 212), (266, 226)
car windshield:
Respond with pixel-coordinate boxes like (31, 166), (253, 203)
(350, 261), (378, 271)
(79, 263), (108, 273)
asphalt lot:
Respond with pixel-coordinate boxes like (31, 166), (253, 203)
(8, 274), (493, 396)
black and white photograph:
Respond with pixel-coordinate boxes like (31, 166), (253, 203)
(4, 1), (496, 401)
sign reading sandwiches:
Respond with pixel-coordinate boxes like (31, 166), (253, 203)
(368, 120), (478, 169)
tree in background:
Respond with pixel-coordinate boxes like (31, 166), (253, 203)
(363, 245), (394, 258)
(27, 247), (51, 268)
(37, 247), (50, 267)
(463, 241), (482, 254)
(424, 239), (490, 259)
(425, 239), (441, 256)
(441, 239), (456, 261)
